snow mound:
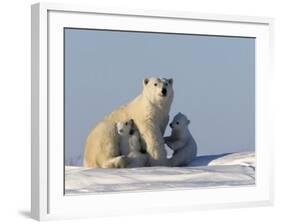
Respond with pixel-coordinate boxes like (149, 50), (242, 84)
(189, 151), (255, 167)
(65, 152), (255, 195)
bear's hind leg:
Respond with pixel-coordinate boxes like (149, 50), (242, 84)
(101, 155), (127, 168)
(126, 152), (148, 168)
(168, 149), (187, 167)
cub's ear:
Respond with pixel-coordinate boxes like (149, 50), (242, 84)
(168, 78), (173, 85)
(143, 78), (149, 86)
(129, 119), (134, 125)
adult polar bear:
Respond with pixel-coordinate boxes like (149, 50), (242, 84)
(84, 77), (174, 168)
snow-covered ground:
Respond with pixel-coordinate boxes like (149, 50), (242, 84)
(65, 152), (255, 195)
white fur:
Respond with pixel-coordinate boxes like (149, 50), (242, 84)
(116, 120), (134, 156)
(84, 77), (174, 168)
(164, 113), (197, 166)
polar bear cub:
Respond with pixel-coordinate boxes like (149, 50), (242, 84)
(116, 119), (148, 168)
(164, 113), (197, 166)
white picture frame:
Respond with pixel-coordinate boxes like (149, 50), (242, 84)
(31, 2), (274, 221)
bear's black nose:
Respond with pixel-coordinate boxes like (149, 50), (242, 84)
(161, 88), (167, 96)
(119, 129), (123, 133)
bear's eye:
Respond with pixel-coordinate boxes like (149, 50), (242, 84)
(154, 83), (158, 86)
(165, 83), (168, 86)
(176, 121), (179, 125)
(125, 122), (128, 126)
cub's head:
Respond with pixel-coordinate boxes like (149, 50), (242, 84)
(116, 119), (135, 136)
(142, 77), (174, 104)
(169, 112), (190, 132)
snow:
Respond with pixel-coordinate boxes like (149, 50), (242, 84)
(65, 152), (255, 195)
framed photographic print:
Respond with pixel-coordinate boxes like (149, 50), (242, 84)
(31, 2), (274, 221)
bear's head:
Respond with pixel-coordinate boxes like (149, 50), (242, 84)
(116, 119), (135, 136)
(169, 112), (190, 132)
(142, 77), (174, 105)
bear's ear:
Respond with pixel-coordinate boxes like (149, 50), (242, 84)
(143, 78), (149, 86)
(129, 119), (134, 125)
(177, 112), (183, 116)
(168, 78), (173, 85)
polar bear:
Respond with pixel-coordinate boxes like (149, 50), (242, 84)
(116, 119), (148, 168)
(83, 77), (174, 168)
(164, 113), (197, 166)
(116, 119), (142, 156)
